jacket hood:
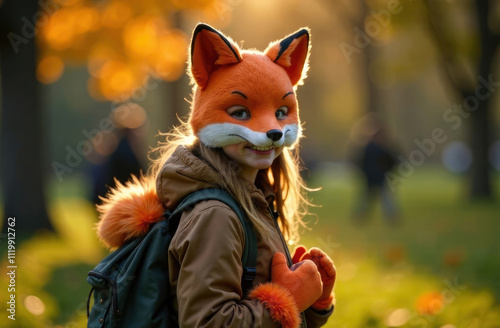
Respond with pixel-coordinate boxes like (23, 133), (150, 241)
(96, 145), (272, 249)
(155, 145), (221, 210)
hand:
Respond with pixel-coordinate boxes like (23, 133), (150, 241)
(271, 252), (322, 312)
(292, 246), (336, 310)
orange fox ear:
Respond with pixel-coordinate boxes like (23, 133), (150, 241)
(265, 28), (310, 86)
(189, 23), (242, 88)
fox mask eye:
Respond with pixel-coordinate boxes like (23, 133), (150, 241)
(227, 106), (251, 120)
(275, 106), (288, 119)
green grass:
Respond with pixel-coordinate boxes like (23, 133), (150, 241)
(1, 166), (499, 327)
(300, 165), (500, 327)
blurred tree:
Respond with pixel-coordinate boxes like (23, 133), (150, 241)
(332, 0), (432, 132)
(0, 0), (53, 234)
(333, 0), (384, 114)
(424, 0), (499, 199)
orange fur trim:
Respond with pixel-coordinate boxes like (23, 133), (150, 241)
(96, 175), (164, 249)
(249, 283), (301, 328)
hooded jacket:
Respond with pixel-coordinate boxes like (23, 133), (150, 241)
(97, 145), (332, 327)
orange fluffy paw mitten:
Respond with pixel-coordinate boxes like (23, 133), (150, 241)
(249, 252), (322, 328)
(271, 252), (323, 311)
(299, 247), (336, 310)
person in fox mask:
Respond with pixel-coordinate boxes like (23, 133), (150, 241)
(96, 24), (336, 328)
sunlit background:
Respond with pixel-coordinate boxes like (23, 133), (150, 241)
(1, 0), (500, 327)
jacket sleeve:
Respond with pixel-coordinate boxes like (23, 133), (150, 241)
(304, 305), (334, 327)
(170, 203), (283, 327)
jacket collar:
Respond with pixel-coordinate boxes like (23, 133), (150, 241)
(156, 145), (275, 211)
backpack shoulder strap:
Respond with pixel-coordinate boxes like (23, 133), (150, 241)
(170, 188), (257, 297)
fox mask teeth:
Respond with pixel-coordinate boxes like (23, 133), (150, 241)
(248, 145), (277, 151)
(188, 24), (310, 149)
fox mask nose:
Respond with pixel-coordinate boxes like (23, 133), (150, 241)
(266, 129), (283, 142)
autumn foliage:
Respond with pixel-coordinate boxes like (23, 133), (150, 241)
(36, 0), (217, 101)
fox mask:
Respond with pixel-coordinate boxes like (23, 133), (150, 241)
(188, 24), (310, 149)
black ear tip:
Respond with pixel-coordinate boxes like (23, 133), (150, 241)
(274, 28), (311, 63)
(190, 23), (241, 65)
(191, 23), (225, 47)
(191, 23), (219, 57)
(296, 28), (310, 39)
(193, 23), (218, 35)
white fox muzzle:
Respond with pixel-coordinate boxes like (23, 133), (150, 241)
(198, 123), (300, 148)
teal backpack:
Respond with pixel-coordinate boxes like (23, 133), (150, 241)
(87, 188), (257, 328)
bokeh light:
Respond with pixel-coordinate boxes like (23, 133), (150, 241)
(92, 60), (140, 100)
(92, 131), (120, 158)
(415, 291), (444, 315)
(123, 16), (162, 58)
(42, 9), (75, 51)
(148, 30), (187, 81)
(442, 141), (472, 173)
(37, 56), (64, 84)
(23, 295), (46, 316)
(385, 308), (411, 327)
(112, 103), (147, 129)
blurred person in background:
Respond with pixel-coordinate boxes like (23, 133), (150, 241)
(87, 104), (147, 204)
(351, 115), (400, 224)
